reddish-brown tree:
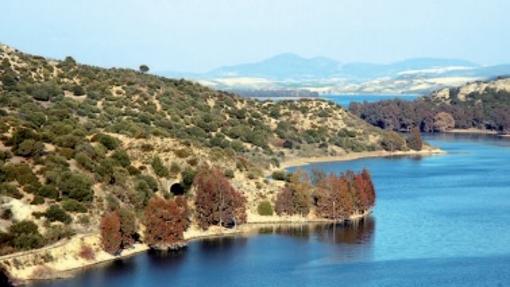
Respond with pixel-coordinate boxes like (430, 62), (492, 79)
(194, 167), (247, 229)
(275, 170), (312, 216)
(100, 211), (122, 255)
(144, 196), (190, 248)
(361, 169), (376, 208)
(315, 169), (376, 219)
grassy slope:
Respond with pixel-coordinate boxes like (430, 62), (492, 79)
(0, 44), (408, 254)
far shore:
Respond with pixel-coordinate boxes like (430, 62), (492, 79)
(445, 128), (499, 135)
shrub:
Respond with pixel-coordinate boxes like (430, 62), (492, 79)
(151, 156), (169, 178)
(30, 82), (62, 101)
(44, 225), (75, 243)
(8, 220), (45, 250)
(111, 149), (131, 167)
(58, 172), (93, 202)
(0, 183), (22, 199)
(93, 133), (120, 150)
(14, 139), (45, 157)
(169, 162), (181, 174)
(37, 184), (59, 199)
(180, 168), (196, 190)
(224, 169), (235, 178)
(72, 84), (85, 96)
(62, 199), (87, 213)
(144, 196), (190, 247)
(257, 201), (274, 216)
(194, 167), (246, 229)
(44, 205), (72, 224)
(31, 195), (45, 205)
(78, 244), (95, 261)
(271, 170), (287, 181)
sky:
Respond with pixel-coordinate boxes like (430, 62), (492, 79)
(1, 0), (509, 72)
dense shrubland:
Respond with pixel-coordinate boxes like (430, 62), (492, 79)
(349, 77), (510, 134)
(0, 44), (387, 255)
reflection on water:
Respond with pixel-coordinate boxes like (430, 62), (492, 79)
(314, 217), (375, 245)
(256, 217), (375, 246)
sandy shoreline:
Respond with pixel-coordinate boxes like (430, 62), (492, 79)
(445, 128), (498, 135)
(281, 147), (444, 168)
(3, 211), (372, 286)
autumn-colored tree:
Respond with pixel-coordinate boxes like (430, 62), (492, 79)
(361, 169), (376, 208)
(194, 167), (247, 229)
(315, 169), (376, 219)
(275, 170), (312, 216)
(100, 211), (122, 255)
(144, 196), (190, 248)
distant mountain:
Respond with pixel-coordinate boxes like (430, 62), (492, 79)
(207, 53), (340, 79)
(159, 54), (510, 95)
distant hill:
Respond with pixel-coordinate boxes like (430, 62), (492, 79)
(160, 54), (510, 95)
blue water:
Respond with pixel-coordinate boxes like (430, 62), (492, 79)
(322, 94), (419, 107)
(29, 134), (510, 287)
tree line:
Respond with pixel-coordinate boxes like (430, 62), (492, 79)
(99, 166), (376, 255)
(349, 87), (510, 134)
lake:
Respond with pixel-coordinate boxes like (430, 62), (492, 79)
(321, 93), (419, 107)
(28, 134), (510, 287)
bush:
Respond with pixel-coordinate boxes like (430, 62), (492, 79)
(111, 149), (131, 167)
(37, 184), (59, 199)
(180, 168), (196, 190)
(271, 170), (287, 181)
(93, 133), (120, 150)
(224, 169), (235, 178)
(62, 199), (87, 213)
(58, 172), (93, 202)
(44, 205), (72, 224)
(14, 139), (45, 157)
(72, 84), (85, 96)
(0, 183), (22, 199)
(78, 244), (95, 261)
(257, 201), (274, 216)
(151, 156), (169, 178)
(8, 220), (45, 250)
(30, 82), (62, 101)
(44, 225), (75, 243)
(31, 195), (45, 205)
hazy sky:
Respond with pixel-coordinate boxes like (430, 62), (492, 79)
(1, 0), (509, 72)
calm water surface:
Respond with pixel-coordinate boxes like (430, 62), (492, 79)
(322, 93), (419, 107)
(29, 134), (510, 287)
